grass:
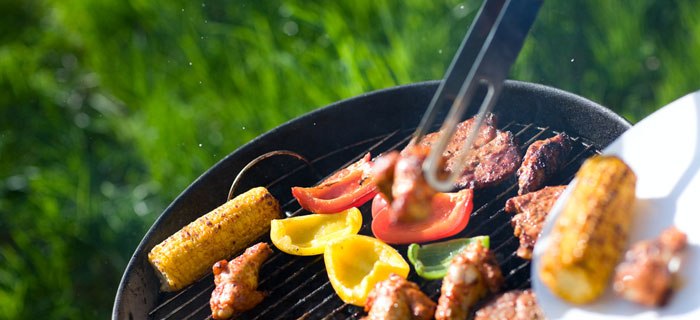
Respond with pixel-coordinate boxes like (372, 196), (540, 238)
(1, 0), (699, 318)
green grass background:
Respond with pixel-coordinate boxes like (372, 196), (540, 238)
(1, 0), (699, 318)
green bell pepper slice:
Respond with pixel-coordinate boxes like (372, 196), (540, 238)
(407, 236), (490, 280)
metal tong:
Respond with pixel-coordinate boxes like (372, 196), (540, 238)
(414, 0), (543, 191)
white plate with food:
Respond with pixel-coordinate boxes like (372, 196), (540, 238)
(532, 90), (700, 319)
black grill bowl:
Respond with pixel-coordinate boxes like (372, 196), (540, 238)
(113, 80), (630, 320)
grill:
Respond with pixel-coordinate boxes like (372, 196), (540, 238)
(113, 80), (630, 319)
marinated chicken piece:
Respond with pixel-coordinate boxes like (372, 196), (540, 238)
(210, 242), (273, 319)
(435, 242), (503, 320)
(613, 226), (688, 307)
(505, 185), (567, 260)
(362, 273), (436, 320)
(417, 113), (521, 189)
(373, 146), (446, 223)
(517, 132), (572, 195)
(474, 289), (545, 320)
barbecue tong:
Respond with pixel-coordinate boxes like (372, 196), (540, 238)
(415, 0), (542, 191)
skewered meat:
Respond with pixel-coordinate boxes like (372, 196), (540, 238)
(362, 273), (436, 320)
(517, 132), (572, 195)
(373, 114), (519, 222)
(474, 289), (545, 320)
(435, 242), (503, 320)
(505, 185), (567, 260)
(416, 113), (521, 189)
(374, 146), (446, 223)
(613, 226), (688, 307)
(210, 242), (273, 319)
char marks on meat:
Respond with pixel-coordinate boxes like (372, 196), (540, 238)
(362, 273), (436, 320)
(613, 226), (688, 307)
(474, 289), (545, 320)
(517, 132), (572, 195)
(505, 185), (566, 260)
(458, 130), (521, 189)
(416, 113), (521, 189)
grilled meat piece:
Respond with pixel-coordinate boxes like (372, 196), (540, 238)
(374, 146), (447, 223)
(505, 185), (567, 260)
(455, 130), (521, 189)
(416, 113), (521, 190)
(474, 289), (545, 320)
(373, 151), (399, 203)
(435, 242), (503, 320)
(417, 113), (499, 157)
(613, 226), (688, 307)
(362, 273), (436, 320)
(517, 132), (572, 195)
(210, 242), (272, 319)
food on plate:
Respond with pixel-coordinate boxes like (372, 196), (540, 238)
(505, 185), (567, 260)
(269, 207), (362, 256)
(370, 188), (473, 244)
(517, 132), (572, 195)
(538, 155), (637, 304)
(362, 273), (436, 320)
(613, 226), (688, 307)
(474, 289), (544, 320)
(407, 236), (490, 280)
(210, 242), (272, 319)
(148, 187), (280, 291)
(291, 153), (378, 214)
(324, 234), (410, 306)
(435, 241), (503, 320)
(415, 113), (521, 189)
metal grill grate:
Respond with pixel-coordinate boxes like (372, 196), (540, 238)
(147, 121), (600, 320)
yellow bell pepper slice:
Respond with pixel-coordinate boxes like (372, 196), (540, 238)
(324, 234), (410, 306)
(270, 207), (362, 256)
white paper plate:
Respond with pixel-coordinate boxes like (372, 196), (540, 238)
(532, 90), (700, 319)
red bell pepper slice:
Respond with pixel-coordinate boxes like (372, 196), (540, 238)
(292, 153), (378, 214)
(370, 188), (474, 244)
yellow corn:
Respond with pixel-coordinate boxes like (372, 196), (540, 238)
(539, 155), (636, 304)
(148, 187), (281, 291)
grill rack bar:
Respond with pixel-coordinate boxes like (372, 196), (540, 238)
(148, 121), (601, 320)
(254, 267), (329, 319)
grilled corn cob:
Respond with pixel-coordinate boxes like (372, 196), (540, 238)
(148, 187), (281, 291)
(539, 155), (636, 304)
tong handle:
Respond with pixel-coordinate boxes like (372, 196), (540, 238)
(417, 0), (542, 191)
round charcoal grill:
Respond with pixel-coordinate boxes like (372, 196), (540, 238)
(113, 80), (631, 320)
